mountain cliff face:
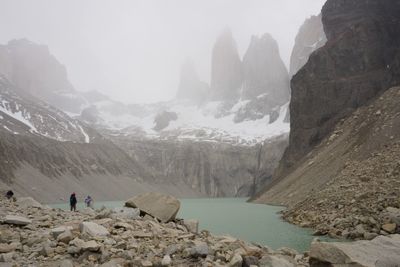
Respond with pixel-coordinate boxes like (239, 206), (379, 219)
(176, 60), (208, 103)
(277, 0), (400, 175)
(234, 34), (290, 123)
(108, 133), (288, 197)
(0, 39), (86, 113)
(289, 14), (326, 77)
(210, 29), (243, 101)
(253, 0), (400, 238)
(242, 33), (290, 102)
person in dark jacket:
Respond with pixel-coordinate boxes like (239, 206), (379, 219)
(6, 190), (14, 200)
(70, 193), (77, 211)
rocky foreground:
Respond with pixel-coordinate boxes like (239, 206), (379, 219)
(1, 194), (400, 267)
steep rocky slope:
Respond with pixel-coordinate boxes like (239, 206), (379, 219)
(256, 87), (400, 239)
(0, 39), (86, 113)
(276, 0), (400, 176)
(289, 14), (326, 78)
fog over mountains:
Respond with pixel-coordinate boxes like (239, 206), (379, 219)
(0, 0), (326, 103)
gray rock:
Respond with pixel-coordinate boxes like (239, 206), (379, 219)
(125, 192), (180, 223)
(183, 219), (199, 234)
(111, 207), (140, 220)
(382, 223), (397, 234)
(3, 215), (32, 225)
(0, 243), (17, 253)
(100, 258), (126, 267)
(229, 253), (243, 267)
(59, 259), (74, 267)
(16, 197), (42, 209)
(259, 255), (295, 267)
(243, 256), (259, 267)
(57, 230), (73, 244)
(0, 252), (14, 263)
(309, 235), (400, 266)
(189, 242), (209, 258)
(161, 255), (172, 266)
(164, 244), (179, 255)
(51, 226), (73, 239)
(79, 221), (109, 237)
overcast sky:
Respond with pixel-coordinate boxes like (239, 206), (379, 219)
(0, 0), (326, 103)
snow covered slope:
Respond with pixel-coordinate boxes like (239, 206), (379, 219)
(79, 95), (290, 146)
(0, 75), (97, 143)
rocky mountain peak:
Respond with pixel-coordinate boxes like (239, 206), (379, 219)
(289, 14), (326, 77)
(210, 28), (243, 101)
(176, 59), (208, 103)
(0, 39), (86, 113)
(242, 33), (289, 103)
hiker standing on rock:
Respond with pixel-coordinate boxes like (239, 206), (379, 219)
(70, 192), (77, 211)
(84, 195), (93, 208)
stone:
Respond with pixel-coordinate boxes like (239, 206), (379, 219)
(164, 244), (179, 255)
(57, 230), (73, 244)
(141, 260), (153, 267)
(125, 193), (180, 223)
(16, 197), (42, 209)
(80, 208), (96, 216)
(0, 252), (14, 263)
(81, 240), (101, 252)
(382, 223), (397, 234)
(310, 235), (400, 266)
(153, 111), (178, 131)
(39, 244), (54, 257)
(59, 259), (74, 267)
(189, 242), (209, 258)
(161, 255), (172, 266)
(183, 219), (199, 234)
(0, 243), (17, 253)
(243, 256), (259, 267)
(111, 207), (140, 220)
(364, 232), (379, 240)
(3, 215), (32, 226)
(79, 221), (109, 237)
(259, 255), (295, 267)
(51, 226), (73, 239)
(229, 253), (243, 267)
(100, 258), (126, 267)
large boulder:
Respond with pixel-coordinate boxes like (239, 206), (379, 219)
(310, 235), (400, 266)
(79, 221), (109, 237)
(16, 197), (42, 209)
(3, 215), (32, 226)
(125, 192), (180, 222)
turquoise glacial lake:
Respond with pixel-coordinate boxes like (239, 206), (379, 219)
(52, 198), (323, 252)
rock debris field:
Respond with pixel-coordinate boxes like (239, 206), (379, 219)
(1, 193), (400, 267)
